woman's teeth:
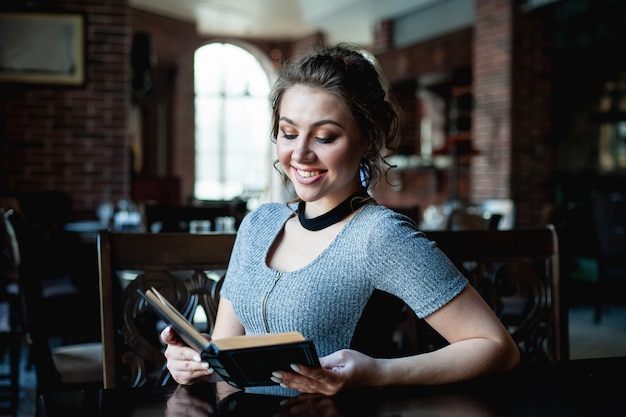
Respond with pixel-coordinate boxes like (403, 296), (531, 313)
(298, 170), (320, 178)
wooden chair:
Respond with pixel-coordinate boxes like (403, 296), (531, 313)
(20, 269), (102, 397)
(397, 226), (565, 364)
(97, 231), (236, 389)
(0, 207), (23, 417)
(9, 195), (103, 404)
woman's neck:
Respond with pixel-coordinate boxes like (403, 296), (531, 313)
(297, 188), (370, 231)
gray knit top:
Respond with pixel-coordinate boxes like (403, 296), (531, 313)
(220, 201), (468, 395)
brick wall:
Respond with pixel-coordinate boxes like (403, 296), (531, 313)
(372, 0), (553, 227)
(472, 0), (514, 202)
(510, 4), (553, 227)
(0, 0), (130, 218)
(1, 1), (553, 226)
(473, 0), (553, 227)
(374, 27), (473, 212)
(0, 2), (316, 217)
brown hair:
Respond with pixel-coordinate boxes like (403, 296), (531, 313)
(269, 43), (402, 195)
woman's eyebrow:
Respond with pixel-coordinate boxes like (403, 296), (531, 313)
(279, 116), (344, 129)
(311, 119), (345, 129)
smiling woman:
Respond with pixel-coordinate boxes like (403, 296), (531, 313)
(194, 42), (272, 209)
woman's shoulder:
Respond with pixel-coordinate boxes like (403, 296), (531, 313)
(238, 201), (295, 230)
(247, 201), (295, 217)
(342, 203), (427, 247)
(357, 203), (421, 232)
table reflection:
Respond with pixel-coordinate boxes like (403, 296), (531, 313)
(165, 382), (502, 417)
(39, 358), (626, 417)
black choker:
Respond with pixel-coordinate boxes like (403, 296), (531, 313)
(297, 188), (370, 231)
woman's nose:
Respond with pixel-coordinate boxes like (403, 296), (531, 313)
(292, 138), (315, 162)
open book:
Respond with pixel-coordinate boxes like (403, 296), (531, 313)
(138, 287), (320, 388)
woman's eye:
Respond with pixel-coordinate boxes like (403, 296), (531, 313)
(316, 136), (336, 144)
(280, 129), (297, 140)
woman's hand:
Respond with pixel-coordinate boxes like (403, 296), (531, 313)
(161, 326), (214, 385)
(270, 349), (383, 395)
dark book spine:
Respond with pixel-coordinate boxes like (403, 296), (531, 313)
(202, 350), (247, 388)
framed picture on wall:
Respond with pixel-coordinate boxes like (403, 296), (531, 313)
(0, 12), (85, 86)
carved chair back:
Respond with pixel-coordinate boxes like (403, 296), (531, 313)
(98, 231), (236, 389)
(408, 226), (564, 363)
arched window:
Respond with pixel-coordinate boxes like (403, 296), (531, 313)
(194, 42), (272, 208)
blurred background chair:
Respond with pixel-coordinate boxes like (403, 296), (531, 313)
(6, 191), (103, 406)
(19, 262), (102, 398)
(590, 189), (626, 323)
(17, 191), (101, 341)
(393, 226), (564, 364)
(98, 231), (236, 389)
(0, 204), (24, 417)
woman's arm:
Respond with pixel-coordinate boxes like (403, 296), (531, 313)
(272, 285), (520, 394)
(376, 285), (520, 385)
(211, 298), (246, 340)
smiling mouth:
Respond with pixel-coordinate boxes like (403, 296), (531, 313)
(297, 169), (321, 178)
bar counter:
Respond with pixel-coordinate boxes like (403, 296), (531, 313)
(38, 357), (626, 417)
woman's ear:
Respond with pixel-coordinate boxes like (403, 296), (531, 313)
(361, 136), (373, 154)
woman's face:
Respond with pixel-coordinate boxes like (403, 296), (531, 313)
(276, 85), (367, 212)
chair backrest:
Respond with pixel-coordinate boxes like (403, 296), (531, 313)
(144, 202), (247, 233)
(415, 226), (564, 363)
(98, 231), (236, 389)
(14, 206), (103, 398)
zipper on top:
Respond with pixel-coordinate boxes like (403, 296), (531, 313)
(262, 271), (283, 333)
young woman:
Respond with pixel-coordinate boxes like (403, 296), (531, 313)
(161, 43), (520, 396)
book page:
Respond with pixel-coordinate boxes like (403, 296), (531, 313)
(142, 287), (210, 350)
(212, 331), (306, 351)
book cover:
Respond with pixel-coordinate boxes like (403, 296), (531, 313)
(138, 287), (321, 388)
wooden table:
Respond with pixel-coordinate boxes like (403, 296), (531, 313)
(38, 357), (626, 417)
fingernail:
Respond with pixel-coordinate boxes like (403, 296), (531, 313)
(201, 362), (209, 368)
(193, 354), (201, 362)
(165, 326), (172, 334)
(270, 376), (282, 384)
(290, 364), (301, 372)
(271, 371), (283, 379)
